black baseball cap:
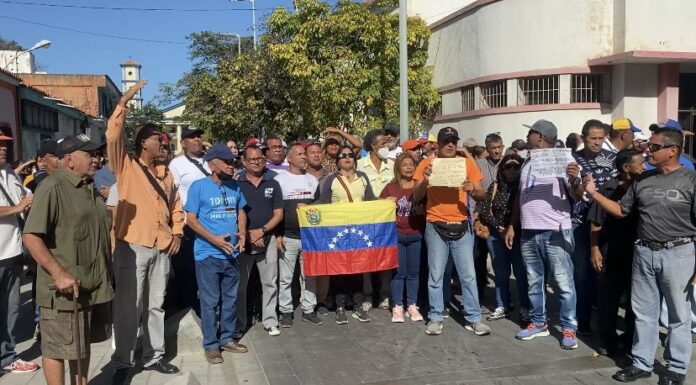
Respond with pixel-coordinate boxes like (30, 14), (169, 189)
(384, 123), (399, 136)
(37, 139), (59, 158)
(437, 127), (460, 143)
(181, 127), (204, 139)
(59, 134), (101, 156)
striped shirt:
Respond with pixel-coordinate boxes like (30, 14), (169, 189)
(519, 160), (573, 231)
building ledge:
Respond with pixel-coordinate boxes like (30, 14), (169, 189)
(435, 102), (611, 121)
(588, 50), (696, 66)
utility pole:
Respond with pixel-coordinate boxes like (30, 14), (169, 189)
(398, 0), (408, 143)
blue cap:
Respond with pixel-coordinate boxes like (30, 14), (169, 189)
(204, 142), (236, 162)
(649, 118), (683, 133)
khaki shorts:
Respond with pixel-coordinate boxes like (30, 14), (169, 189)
(40, 302), (112, 360)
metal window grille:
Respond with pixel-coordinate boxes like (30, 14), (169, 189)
(571, 74), (602, 103)
(479, 81), (507, 109)
(518, 75), (559, 105)
(461, 86), (475, 111)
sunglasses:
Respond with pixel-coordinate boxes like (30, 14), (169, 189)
(337, 152), (355, 159)
(646, 143), (679, 153)
(502, 163), (521, 171)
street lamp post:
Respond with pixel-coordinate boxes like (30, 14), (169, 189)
(228, 0), (257, 50)
(398, 0), (408, 143)
(3, 39), (51, 73)
(222, 33), (242, 56)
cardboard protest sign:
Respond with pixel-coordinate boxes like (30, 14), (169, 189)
(430, 158), (467, 187)
(529, 148), (573, 178)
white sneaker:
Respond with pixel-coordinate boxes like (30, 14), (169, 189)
(266, 326), (281, 336)
(377, 297), (390, 310)
(486, 307), (508, 320)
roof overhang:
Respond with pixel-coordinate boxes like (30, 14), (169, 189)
(589, 50), (696, 66)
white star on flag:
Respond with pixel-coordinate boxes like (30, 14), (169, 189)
(331, 237), (338, 243)
(357, 230), (363, 236)
(329, 243), (335, 250)
(366, 241), (373, 247)
(363, 235), (369, 241)
(350, 227), (356, 233)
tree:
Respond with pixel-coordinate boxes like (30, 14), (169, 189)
(178, 0), (440, 141)
(0, 36), (24, 51)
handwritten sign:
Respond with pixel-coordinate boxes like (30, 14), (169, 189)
(430, 158), (467, 187)
(529, 148), (573, 178)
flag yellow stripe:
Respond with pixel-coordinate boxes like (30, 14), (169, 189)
(297, 200), (396, 227)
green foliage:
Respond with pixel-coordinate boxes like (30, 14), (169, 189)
(0, 36), (24, 51)
(177, 0), (439, 142)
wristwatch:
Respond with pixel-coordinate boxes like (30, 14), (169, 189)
(261, 226), (269, 234)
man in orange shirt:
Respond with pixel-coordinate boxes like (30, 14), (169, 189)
(106, 81), (186, 384)
(413, 127), (491, 337)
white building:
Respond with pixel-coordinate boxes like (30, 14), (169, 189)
(426, 0), (696, 150)
(0, 50), (36, 74)
(120, 59), (143, 109)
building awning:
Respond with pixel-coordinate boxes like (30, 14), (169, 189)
(589, 50), (696, 66)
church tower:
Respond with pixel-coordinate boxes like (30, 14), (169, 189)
(120, 59), (142, 109)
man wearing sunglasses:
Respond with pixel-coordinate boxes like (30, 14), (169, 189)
(584, 125), (696, 385)
(184, 143), (248, 364)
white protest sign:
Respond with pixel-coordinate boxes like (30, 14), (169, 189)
(430, 158), (467, 187)
(529, 148), (573, 179)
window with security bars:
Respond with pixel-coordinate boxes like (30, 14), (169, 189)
(571, 74), (602, 103)
(518, 75), (559, 105)
(461, 86), (475, 111)
(480, 81), (507, 109)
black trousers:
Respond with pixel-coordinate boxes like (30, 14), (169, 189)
(596, 247), (635, 350)
(474, 236), (489, 302)
(164, 226), (199, 314)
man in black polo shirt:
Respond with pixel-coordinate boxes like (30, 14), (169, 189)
(584, 127), (696, 385)
(235, 145), (284, 336)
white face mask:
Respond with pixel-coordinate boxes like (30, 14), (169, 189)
(517, 150), (528, 159)
(377, 147), (390, 160)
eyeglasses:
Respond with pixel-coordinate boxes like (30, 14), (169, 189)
(646, 143), (679, 152)
(337, 152), (355, 159)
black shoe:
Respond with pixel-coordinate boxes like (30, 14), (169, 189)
(143, 359), (179, 374)
(301, 312), (323, 325)
(335, 307), (348, 325)
(659, 371), (686, 385)
(112, 368), (130, 385)
(280, 313), (294, 328)
(352, 308), (372, 322)
(612, 366), (651, 382)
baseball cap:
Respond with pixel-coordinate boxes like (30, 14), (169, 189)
(181, 127), (204, 139)
(634, 131), (649, 141)
(511, 139), (527, 150)
(612, 118), (641, 133)
(402, 139), (421, 152)
(523, 119), (558, 140)
(384, 123), (399, 136)
(204, 142), (236, 162)
(437, 127), (459, 143)
(59, 134), (102, 156)
(649, 119), (694, 136)
(134, 123), (164, 146)
(245, 138), (262, 148)
(463, 137), (478, 148)
(37, 140), (59, 158)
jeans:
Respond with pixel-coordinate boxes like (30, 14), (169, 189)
(572, 221), (593, 331)
(392, 233), (422, 307)
(112, 241), (170, 368)
(195, 257), (239, 350)
(520, 229), (577, 331)
(425, 222), (480, 323)
(659, 285), (696, 334)
(0, 255), (21, 368)
(487, 231), (529, 310)
(631, 243), (695, 375)
(278, 237), (316, 314)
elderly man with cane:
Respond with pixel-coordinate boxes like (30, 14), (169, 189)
(23, 133), (114, 385)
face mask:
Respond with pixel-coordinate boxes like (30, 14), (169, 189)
(517, 150), (528, 159)
(217, 170), (234, 181)
(377, 147), (390, 160)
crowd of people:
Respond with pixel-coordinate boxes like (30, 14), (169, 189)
(0, 79), (695, 385)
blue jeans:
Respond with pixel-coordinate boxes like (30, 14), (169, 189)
(520, 229), (577, 331)
(425, 222), (480, 323)
(392, 233), (422, 307)
(572, 221), (593, 330)
(631, 243), (695, 375)
(195, 257), (240, 350)
(487, 231), (529, 310)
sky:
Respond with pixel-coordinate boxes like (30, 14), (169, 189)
(0, 0), (298, 106)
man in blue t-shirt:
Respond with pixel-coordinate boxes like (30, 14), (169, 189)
(184, 143), (249, 365)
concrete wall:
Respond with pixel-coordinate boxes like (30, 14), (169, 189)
(408, 0), (474, 25)
(621, 0), (696, 53)
(0, 51), (34, 74)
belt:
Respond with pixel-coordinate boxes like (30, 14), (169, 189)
(636, 237), (694, 251)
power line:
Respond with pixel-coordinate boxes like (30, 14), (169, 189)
(0, 15), (187, 44)
(0, 0), (275, 12)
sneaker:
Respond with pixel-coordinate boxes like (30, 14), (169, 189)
(425, 320), (443, 335)
(204, 349), (224, 365)
(442, 308), (450, 318)
(3, 359), (39, 373)
(361, 299), (373, 312)
(352, 308), (372, 322)
(464, 322), (491, 336)
(486, 307), (508, 321)
(316, 304), (330, 317)
(265, 326), (281, 336)
(406, 305), (424, 322)
(378, 297), (390, 310)
(335, 307), (348, 325)
(392, 305), (405, 323)
(279, 313), (293, 328)
(561, 329), (578, 350)
(301, 312), (323, 325)
(516, 323), (550, 341)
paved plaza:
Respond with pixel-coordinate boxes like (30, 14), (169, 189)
(2, 278), (696, 385)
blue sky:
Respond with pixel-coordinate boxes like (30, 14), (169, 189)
(0, 0), (298, 106)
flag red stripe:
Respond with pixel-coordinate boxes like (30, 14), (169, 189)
(304, 246), (398, 276)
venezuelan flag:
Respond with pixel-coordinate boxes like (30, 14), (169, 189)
(298, 200), (398, 276)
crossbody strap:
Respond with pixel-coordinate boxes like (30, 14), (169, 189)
(335, 173), (354, 202)
(184, 154), (211, 177)
(0, 180), (24, 229)
(138, 163), (169, 205)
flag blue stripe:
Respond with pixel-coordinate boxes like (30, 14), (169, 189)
(300, 222), (397, 252)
